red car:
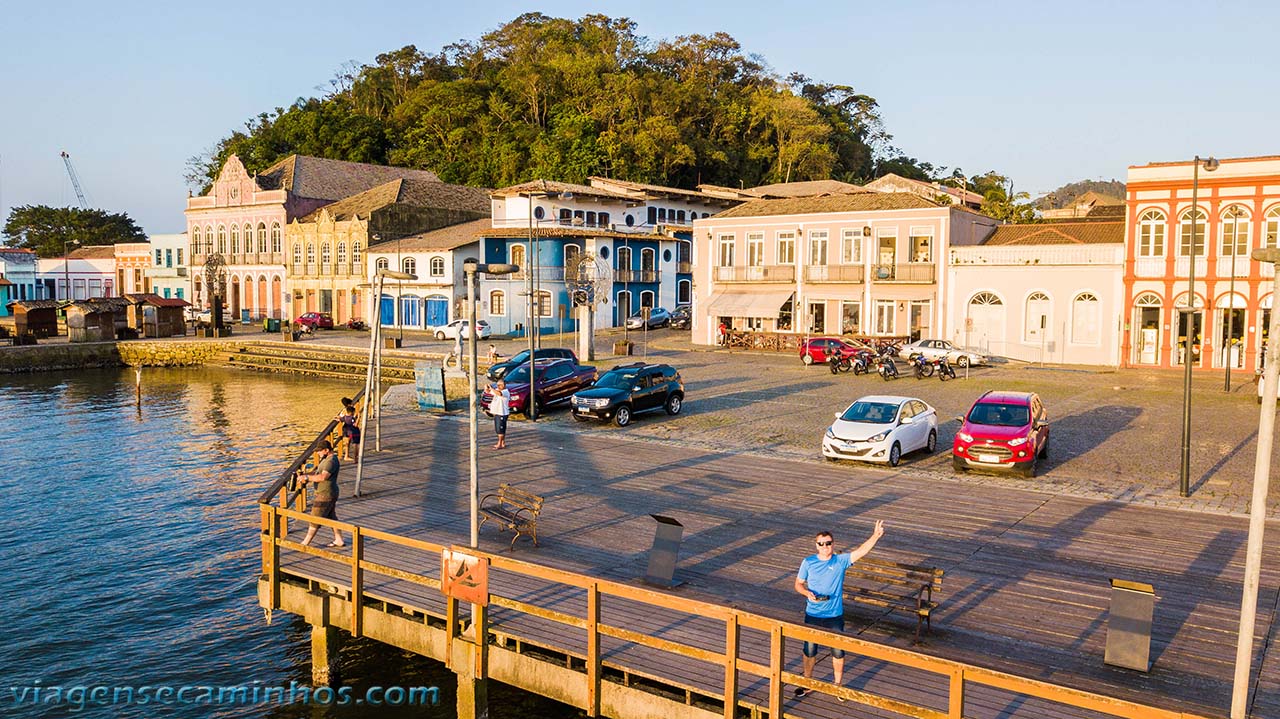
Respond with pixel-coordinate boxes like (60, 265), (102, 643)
(799, 337), (868, 365)
(953, 391), (1050, 477)
(481, 358), (597, 416)
(295, 312), (335, 330)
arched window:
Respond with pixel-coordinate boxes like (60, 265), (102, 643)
(244, 224), (253, 253)
(1135, 292), (1162, 307)
(678, 279), (691, 304)
(270, 222), (282, 253)
(1266, 207), (1280, 249)
(352, 241), (362, 264)
(677, 210), (686, 223)
(217, 225), (227, 254)
(292, 243), (302, 264)
(616, 246), (632, 272)
(306, 243), (315, 264)
(257, 223), (267, 253)
(192, 227), (201, 257)
(490, 290), (506, 316)
(641, 248), (656, 272)
(230, 225), (240, 255)
(1220, 205), (1251, 257)
(1072, 293), (1100, 344)
(321, 242), (332, 265)
(205, 226), (214, 255)
(640, 290), (655, 308)
(536, 290), (552, 318)
(564, 244), (581, 270)
(970, 292), (1002, 306)
(510, 244), (525, 270)
(376, 257), (389, 272)
(1173, 292), (1204, 309)
(337, 242), (347, 265)
(1179, 209), (1207, 257)
(430, 257), (445, 276)
(1024, 292), (1050, 342)
(598, 212), (610, 227)
(402, 257), (416, 276)
(1137, 210), (1166, 257)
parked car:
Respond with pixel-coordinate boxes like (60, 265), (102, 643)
(188, 307), (233, 325)
(900, 338), (988, 368)
(952, 391), (1049, 477)
(571, 362), (684, 426)
(481, 358), (596, 416)
(625, 307), (671, 329)
(295, 312), (335, 330)
(669, 305), (692, 330)
(799, 337), (870, 365)
(431, 319), (491, 340)
(822, 395), (938, 467)
(487, 347), (578, 381)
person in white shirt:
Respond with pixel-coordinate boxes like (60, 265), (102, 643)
(488, 379), (511, 449)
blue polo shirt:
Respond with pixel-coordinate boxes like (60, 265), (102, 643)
(798, 552), (852, 618)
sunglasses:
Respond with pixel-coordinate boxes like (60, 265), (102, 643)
(816, 540), (833, 547)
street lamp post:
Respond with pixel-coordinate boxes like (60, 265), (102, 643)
(353, 268), (416, 498)
(1224, 208), (1242, 392)
(1230, 247), (1280, 718)
(63, 239), (80, 300)
(522, 191), (550, 420)
(463, 260), (518, 546)
(1179, 155), (1218, 497)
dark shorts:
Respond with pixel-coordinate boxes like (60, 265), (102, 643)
(309, 499), (337, 527)
(802, 614), (845, 658)
(494, 414), (508, 435)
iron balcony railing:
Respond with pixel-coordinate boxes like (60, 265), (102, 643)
(713, 265), (797, 283)
(804, 264), (864, 283)
(615, 269), (659, 283)
(872, 262), (935, 283)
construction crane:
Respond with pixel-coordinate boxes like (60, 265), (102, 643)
(60, 151), (89, 208)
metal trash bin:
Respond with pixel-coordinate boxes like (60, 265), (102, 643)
(643, 514), (684, 588)
(1105, 579), (1155, 672)
(264, 318), (281, 333)
(613, 340), (634, 356)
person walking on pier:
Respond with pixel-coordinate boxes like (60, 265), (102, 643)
(337, 405), (360, 461)
(298, 440), (344, 548)
(488, 379), (511, 449)
(793, 520), (885, 698)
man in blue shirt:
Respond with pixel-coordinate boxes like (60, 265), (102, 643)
(793, 520), (885, 698)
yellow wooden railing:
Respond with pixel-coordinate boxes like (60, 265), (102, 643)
(258, 501), (1219, 719)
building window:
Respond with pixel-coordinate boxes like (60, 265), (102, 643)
(271, 223), (282, 253)
(641, 248), (655, 272)
(717, 236), (734, 267)
(205, 226), (213, 255)
(559, 208), (571, 224)
(1072, 292), (1100, 344)
(808, 230), (828, 265)
(647, 207), (657, 225)
(217, 225), (227, 254)
(177, 248), (183, 266)
(376, 258), (389, 272)
(403, 258), (416, 275)
(337, 242), (347, 265)
(617, 246), (632, 272)
(909, 228), (933, 263)
(841, 229), (862, 264)
(1134, 292), (1161, 307)
(678, 279), (691, 304)
(677, 210), (686, 223)
(510, 244), (526, 270)
(533, 205), (545, 220)
(777, 232), (796, 264)
(243, 224), (253, 253)
(536, 290), (552, 317)
(230, 225), (240, 254)
(321, 242), (332, 265)
(640, 290), (655, 308)
(1266, 207), (1280, 249)
(430, 257), (445, 276)
(678, 240), (691, 264)
(306, 243), (316, 264)
(599, 212), (610, 226)
(1179, 209), (1207, 257)
(490, 290), (506, 316)
(1220, 205), (1250, 257)
(658, 208), (667, 223)
(292, 244), (302, 264)
(564, 244), (581, 271)
(352, 241), (362, 264)
(1024, 292), (1051, 342)
(841, 300), (861, 334)
(747, 233), (764, 267)
(165, 249), (173, 268)
(155, 249), (162, 266)
(874, 300), (895, 334)
(192, 227), (201, 256)
(1138, 210), (1166, 257)
(258, 223), (268, 253)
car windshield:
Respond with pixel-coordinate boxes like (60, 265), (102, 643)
(508, 350), (532, 364)
(969, 403), (1031, 427)
(504, 366), (532, 384)
(840, 401), (899, 424)
(595, 371), (638, 390)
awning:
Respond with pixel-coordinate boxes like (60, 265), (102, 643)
(705, 289), (793, 318)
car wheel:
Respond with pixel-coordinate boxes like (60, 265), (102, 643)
(614, 405), (632, 427)
(435, 331), (446, 340)
(1020, 459), (1037, 478)
(1038, 438), (1049, 459)
(665, 394), (683, 415)
(888, 442), (902, 467)
(926, 430), (937, 453)
(802, 354), (814, 366)
(952, 455), (966, 472)
(957, 355), (970, 368)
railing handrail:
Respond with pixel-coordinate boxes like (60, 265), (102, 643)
(256, 388), (364, 505)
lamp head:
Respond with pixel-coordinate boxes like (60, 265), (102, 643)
(1203, 157), (1219, 172)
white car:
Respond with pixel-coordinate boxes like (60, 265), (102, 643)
(822, 395), (938, 467)
(900, 339), (987, 367)
(430, 319), (491, 341)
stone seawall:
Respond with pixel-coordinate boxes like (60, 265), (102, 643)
(0, 341), (245, 374)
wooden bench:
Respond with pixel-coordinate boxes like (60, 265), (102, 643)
(479, 484), (544, 549)
(843, 557), (943, 642)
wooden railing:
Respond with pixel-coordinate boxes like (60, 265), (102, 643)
(256, 389), (364, 507)
(258, 500), (1215, 719)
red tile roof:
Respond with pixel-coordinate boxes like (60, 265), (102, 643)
(983, 222), (1124, 245)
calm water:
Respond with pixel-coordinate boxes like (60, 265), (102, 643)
(1, 367), (576, 718)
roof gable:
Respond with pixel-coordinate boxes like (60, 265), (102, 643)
(255, 155), (442, 201)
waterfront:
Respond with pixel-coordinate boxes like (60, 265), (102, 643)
(1, 367), (575, 718)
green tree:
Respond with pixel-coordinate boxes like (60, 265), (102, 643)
(3, 205), (145, 258)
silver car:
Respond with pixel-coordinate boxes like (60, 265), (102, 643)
(900, 339), (987, 368)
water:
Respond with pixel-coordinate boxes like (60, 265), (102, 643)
(1, 367), (577, 718)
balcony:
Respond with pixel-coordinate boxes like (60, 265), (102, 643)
(713, 265), (796, 283)
(872, 263), (935, 283)
(1216, 256), (1251, 277)
(677, 261), (693, 273)
(1134, 257), (1166, 278)
(1173, 257), (1208, 280)
(804, 264), (864, 283)
(507, 267), (567, 281)
(615, 269), (660, 283)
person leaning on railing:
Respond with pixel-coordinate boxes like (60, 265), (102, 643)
(296, 440), (345, 548)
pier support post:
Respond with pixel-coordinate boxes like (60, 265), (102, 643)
(310, 624), (341, 687)
(455, 643), (489, 719)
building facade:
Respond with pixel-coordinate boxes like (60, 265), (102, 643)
(0, 248), (40, 315)
(38, 245), (116, 300)
(114, 242), (153, 298)
(690, 193), (999, 346)
(1122, 155), (1280, 371)
(367, 219), (485, 330)
(947, 222), (1125, 365)
(144, 234), (191, 301)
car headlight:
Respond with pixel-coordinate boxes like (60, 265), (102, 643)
(1007, 436), (1028, 446)
(868, 431), (889, 443)
(825, 427), (836, 439)
(957, 432), (973, 442)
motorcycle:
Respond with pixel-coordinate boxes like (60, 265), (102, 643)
(850, 350), (872, 375)
(935, 356), (957, 381)
(829, 352), (854, 374)
(876, 353), (899, 381)
(909, 353), (935, 379)
(346, 318), (368, 331)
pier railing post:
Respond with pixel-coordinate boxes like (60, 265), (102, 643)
(587, 581), (600, 716)
(768, 625), (783, 719)
(948, 668), (965, 718)
(350, 527), (363, 638)
(723, 614), (739, 719)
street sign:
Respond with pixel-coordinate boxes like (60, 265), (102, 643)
(441, 549), (489, 606)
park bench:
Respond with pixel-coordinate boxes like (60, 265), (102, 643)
(843, 557), (943, 642)
(479, 484), (544, 549)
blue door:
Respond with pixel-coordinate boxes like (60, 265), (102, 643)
(380, 294), (395, 326)
(426, 297), (449, 327)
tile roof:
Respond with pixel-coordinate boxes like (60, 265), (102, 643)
(490, 180), (638, 201)
(712, 192), (941, 219)
(65, 297), (132, 311)
(1132, 154), (1280, 168)
(368, 219), (490, 253)
(255, 155), (442, 201)
(983, 221), (1124, 245)
(6, 299), (61, 309)
(300, 178), (491, 222)
(478, 226), (671, 241)
(586, 177), (738, 204)
(0, 247), (36, 256)
(742, 179), (870, 199)
(69, 245), (118, 259)
(123, 293), (191, 307)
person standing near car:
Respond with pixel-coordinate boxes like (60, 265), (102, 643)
(487, 378), (511, 449)
(793, 520), (885, 698)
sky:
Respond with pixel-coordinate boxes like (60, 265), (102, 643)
(2, 0), (1277, 235)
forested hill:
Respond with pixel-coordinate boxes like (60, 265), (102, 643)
(1037, 179), (1126, 209)
(188, 13), (895, 192)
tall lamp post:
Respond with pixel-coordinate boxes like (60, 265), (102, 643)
(1230, 247), (1280, 718)
(63, 239), (80, 300)
(1224, 207), (1244, 392)
(1179, 155), (1218, 497)
(463, 260), (518, 546)
(522, 190), (550, 420)
(353, 268), (416, 498)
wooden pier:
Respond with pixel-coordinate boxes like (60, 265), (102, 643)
(257, 407), (1280, 718)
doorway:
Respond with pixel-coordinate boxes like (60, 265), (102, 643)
(1218, 308), (1245, 368)
(909, 300), (930, 342)
(808, 301), (825, 334)
(1177, 310), (1203, 366)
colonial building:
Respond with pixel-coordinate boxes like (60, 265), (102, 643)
(947, 222), (1125, 365)
(1040, 191), (1124, 220)
(1122, 155), (1280, 370)
(864, 173), (984, 209)
(144, 233), (191, 301)
(691, 193), (999, 346)
(114, 242), (153, 298)
(286, 178), (489, 325)
(38, 245), (116, 300)
(0, 248), (40, 315)
(186, 154), (441, 320)
(367, 218), (486, 330)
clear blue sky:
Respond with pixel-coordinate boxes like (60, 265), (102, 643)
(2, 0), (1276, 235)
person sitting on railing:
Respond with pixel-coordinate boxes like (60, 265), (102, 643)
(297, 440), (344, 548)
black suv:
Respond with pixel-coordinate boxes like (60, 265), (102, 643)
(669, 304), (692, 330)
(570, 362), (684, 426)
(486, 347), (578, 380)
